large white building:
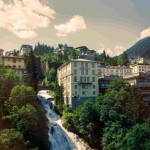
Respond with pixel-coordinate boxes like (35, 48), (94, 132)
(57, 59), (99, 108)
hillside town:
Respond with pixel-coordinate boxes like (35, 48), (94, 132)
(0, 44), (150, 110)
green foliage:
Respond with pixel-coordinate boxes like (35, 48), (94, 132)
(3, 85), (49, 150)
(122, 123), (150, 150)
(0, 66), (19, 111)
(63, 101), (103, 149)
(8, 85), (36, 109)
(24, 50), (38, 93)
(102, 122), (126, 150)
(117, 52), (129, 66)
(0, 128), (27, 150)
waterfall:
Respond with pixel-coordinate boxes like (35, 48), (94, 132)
(39, 91), (89, 150)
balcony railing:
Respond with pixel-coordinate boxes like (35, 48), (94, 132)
(78, 81), (92, 84)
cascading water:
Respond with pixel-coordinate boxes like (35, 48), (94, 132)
(39, 91), (88, 150)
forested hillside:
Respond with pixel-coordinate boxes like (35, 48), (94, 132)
(125, 36), (150, 59)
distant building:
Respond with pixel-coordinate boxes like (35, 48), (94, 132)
(57, 59), (99, 108)
(130, 58), (150, 74)
(75, 46), (89, 53)
(2, 56), (25, 82)
(124, 72), (150, 104)
(98, 66), (132, 78)
(99, 75), (122, 94)
(20, 45), (32, 56)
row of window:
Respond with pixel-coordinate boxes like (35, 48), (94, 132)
(74, 62), (95, 68)
(74, 76), (95, 82)
(7, 58), (23, 63)
(74, 69), (95, 75)
(74, 91), (96, 96)
(99, 69), (131, 73)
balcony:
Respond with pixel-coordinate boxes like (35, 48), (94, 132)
(78, 81), (92, 84)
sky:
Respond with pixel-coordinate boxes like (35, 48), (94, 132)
(0, 0), (150, 56)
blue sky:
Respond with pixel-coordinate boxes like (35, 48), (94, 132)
(0, 0), (150, 56)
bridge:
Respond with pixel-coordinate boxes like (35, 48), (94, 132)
(38, 86), (50, 92)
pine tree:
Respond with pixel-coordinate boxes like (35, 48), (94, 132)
(24, 50), (38, 92)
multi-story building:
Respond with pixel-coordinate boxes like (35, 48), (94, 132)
(130, 58), (150, 74)
(57, 59), (99, 108)
(0, 49), (4, 65)
(98, 66), (132, 78)
(2, 56), (25, 82)
(124, 72), (150, 104)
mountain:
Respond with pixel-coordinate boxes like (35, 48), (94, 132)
(125, 36), (150, 59)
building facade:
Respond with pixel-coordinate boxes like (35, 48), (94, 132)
(2, 56), (25, 82)
(57, 59), (99, 108)
(124, 72), (150, 104)
(98, 66), (132, 78)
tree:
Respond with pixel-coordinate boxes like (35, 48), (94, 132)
(0, 66), (19, 112)
(0, 129), (27, 150)
(24, 50), (38, 92)
(122, 123), (150, 150)
(117, 52), (129, 66)
(7, 85), (36, 109)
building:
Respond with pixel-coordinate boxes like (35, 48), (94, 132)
(99, 75), (122, 94)
(98, 66), (132, 78)
(57, 59), (99, 108)
(2, 56), (25, 82)
(0, 49), (4, 65)
(130, 59), (150, 74)
(20, 45), (32, 56)
(124, 72), (150, 104)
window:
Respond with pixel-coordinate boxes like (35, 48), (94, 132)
(92, 77), (95, 82)
(81, 62), (84, 67)
(19, 59), (22, 62)
(87, 77), (89, 82)
(82, 91), (85, 95)
(86, 70), (88, 75)
(82, 85), (88, 89)
(92, 63), (95, 68)
(13, 59), (16, 63)
(85, 63), (88, 67)
(74, 62), (77, 67)
(81, 70), (84, 75)
(93, 85), (95, 89)
(80, 77), (83, 82)
(84, 77), (86, 82)
(74, 69), (77, 75)
(93, 91), (96, 95)
(74, 76), (77, 82)
(92, 70), (95, 75)
(75, 85), (77, 89)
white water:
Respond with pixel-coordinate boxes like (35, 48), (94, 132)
(39, 91), (89, 150)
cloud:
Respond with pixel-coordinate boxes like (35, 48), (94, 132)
(54, 15), (86, 36)
(140, 27), (150, 39)
(97, 44), (125, 57)
(0, 0), (55, 39)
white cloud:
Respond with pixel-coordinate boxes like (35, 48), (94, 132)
(54, 15), (86, 36)
(140, 27), (150, 39)
(0, 0), (55, 39)
(97, 44), (125, 57)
